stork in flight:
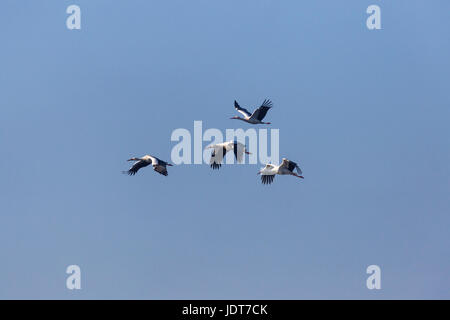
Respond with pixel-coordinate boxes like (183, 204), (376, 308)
(206, 140), (251, 170)
(257, 158), (304, 184)
(123, 155), (173, 176)
(231, 99), (272, 124)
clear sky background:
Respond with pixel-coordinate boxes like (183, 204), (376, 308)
(0, 0), (449, 299)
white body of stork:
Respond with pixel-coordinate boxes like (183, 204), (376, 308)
(206, 140), (251, 170)
(123, 155), (173, 176)
(257, 158), (304, 184)
(231, 99), (273, 124)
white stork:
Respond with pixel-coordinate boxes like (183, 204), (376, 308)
(257, 158), (304, 184)
(123, 155), (173, 176)
(206, 140), (251, 170)
(231, 99), (272, 124)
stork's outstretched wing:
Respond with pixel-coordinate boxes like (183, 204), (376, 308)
(153, 165), (168, 176)
(250, 99), (272, 121)
(123, 160), (150, 175)
(281, 158), (302, 175)
(261, 174), (275, 185)
(210, 146), (228, 170)
(234, 100), (252, 118)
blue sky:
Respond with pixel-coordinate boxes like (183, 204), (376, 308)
(0, 0), (449, 299)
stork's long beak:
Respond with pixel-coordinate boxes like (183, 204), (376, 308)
(245, 151), (252, 155)
(167, 164), (173, 166)
(127, 157), (138, 161)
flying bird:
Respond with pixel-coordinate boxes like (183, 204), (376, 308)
(231, 99), (273, 124)
(123, 155), (173, 176)
(206, 140), (251, 170)
(257, 158), (304, 185)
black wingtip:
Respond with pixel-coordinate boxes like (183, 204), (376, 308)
(261, 175), (274, 185)
(210, 163), (222, 170)
(262, 99), (273, 108)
